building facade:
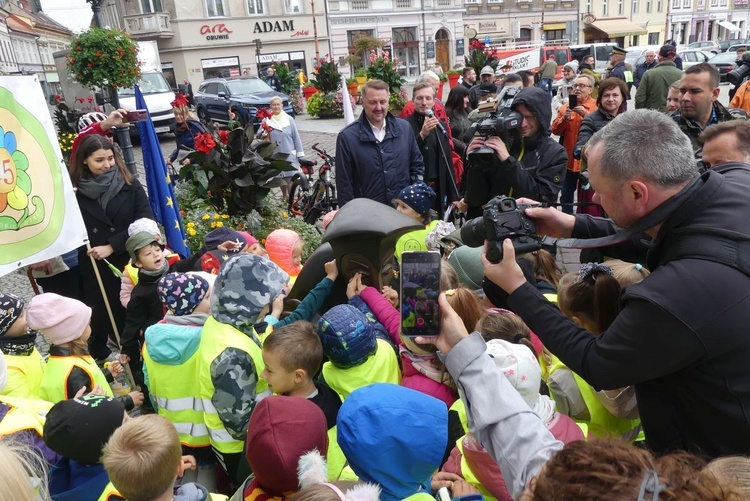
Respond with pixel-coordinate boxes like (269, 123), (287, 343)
(328, 0), (464, 79)
(668, 0), (744, 44)
(114, 0), (329, 92)
(463, 0), (578, 47)
(579, 0), (667, 46)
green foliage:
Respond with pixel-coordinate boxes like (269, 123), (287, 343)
(310, 55), (341, 94)
(355, 67), (368, 78)
(447, 69), (462, 76)
(353, 35), (384, 55)
(366, 58), (405, 92)
(67, 28), (141, 89)
(53, 103), (81, 136)
(273, 62), (299, 95)
(180, 125), (297, 216)
(389, 90), (408, 111)
(465, 40), (496, 76)
(305, 91), (354, 118)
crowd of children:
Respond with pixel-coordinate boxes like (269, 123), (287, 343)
(2, 179), (750, 500)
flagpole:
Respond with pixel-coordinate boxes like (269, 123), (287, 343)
(86, 243), (138, 390)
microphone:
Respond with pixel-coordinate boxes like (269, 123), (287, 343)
(425, 109), (448, 135)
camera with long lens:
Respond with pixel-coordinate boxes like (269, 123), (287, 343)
(460, 196), (542, 262)
(728, 52), (750, 87)
(468, 86), (523, 168)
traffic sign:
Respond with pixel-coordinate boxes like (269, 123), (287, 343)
(541, 33), (547, 41)
(485, 35), (491, 45)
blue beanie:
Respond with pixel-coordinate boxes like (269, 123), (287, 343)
(317, 304), (377, 369)
(396, 182), (436, 216)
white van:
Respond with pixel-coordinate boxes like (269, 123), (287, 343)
(570, 43), (618, 74)
(117, 41), (175, 135)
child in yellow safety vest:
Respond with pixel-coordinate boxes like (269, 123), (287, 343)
(43, 395), (128, 501)
(26, 293), (144, 409)
(393, 181), (440, 262)
(0, 293), (46, 398)
(102, 414), (228, 501)
(549, 263), (643, 441)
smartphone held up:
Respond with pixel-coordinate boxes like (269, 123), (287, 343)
(400, 251), (441, 338)
(124, 109), (149, 123)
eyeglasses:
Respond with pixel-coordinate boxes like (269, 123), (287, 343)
(521, 114), (537, 123)
(572, 83), (593, 89)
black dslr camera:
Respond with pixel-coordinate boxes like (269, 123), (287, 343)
(460, 196), (542, 262)
(728, 51), (750, 87)
(468, 86), (523, 167)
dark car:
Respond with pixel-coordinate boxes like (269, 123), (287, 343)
(194, 76), (294, 126)
(708, 51), (739, 82)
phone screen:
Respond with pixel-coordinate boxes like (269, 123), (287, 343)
(568, 94), (578, 109)
(125, 110), (149, 123)
(400, 251), (441, 338)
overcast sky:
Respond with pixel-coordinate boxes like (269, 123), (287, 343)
(40, 0), (93, 33)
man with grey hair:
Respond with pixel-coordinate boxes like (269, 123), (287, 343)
(483, 108), (750, 457)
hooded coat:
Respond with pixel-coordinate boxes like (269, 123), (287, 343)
(337, 383), (448, 501)
(464, 86), (568, 218)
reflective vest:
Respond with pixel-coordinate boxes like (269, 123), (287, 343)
(0, 348), (45, 399)
(97, 482), (124, 501)
(199, 316), (268, 454)
(395, 220), (439, 262)
(322, 339), (401, 400)
(0, 395), (51, 437)
(124, 252), (180, 286)
(449, 398), (468, 434)
(40, 355), (113, 403)
(326, 425), (348, 482)
(456, 437), (498, 501)
(403, 493), (435, 500)
(143, 342), (209, 448)
(548, 359), (641, 441)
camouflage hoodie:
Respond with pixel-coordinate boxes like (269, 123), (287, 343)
(672, 101), (748, 158)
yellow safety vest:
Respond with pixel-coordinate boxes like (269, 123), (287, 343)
(143, 341), (210, 448)
(395, 220), (439, 262)
(0, 348), (45, 399)
(548, 359), (641, 441)
(97, 482), (124, 501)
(40, 355), (113, 403)
(0, 395), (51, 437)
(326, 425), (348, 482)
(456, 436), (498, 501)
(403, 493), (435, 500)
(199, 316), (268, 454)
(449, 398), (468, 434)
(322, 339), (401, 400)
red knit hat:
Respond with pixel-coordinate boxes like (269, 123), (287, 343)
(245, 396), (328, 497)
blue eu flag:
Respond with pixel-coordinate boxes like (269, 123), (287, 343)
(134, 85), (190, 257)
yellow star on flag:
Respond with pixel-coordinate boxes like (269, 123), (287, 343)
(166, 174), (171, 184)
(174, 220), (180, 230)
(166, 196), (173, 207)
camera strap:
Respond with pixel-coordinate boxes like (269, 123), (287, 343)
(547, 170), (708, 249)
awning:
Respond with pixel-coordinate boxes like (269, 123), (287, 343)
(544, 23), (567, 30)
(718, 20), (741, 33)
(586, 18), (647, 37)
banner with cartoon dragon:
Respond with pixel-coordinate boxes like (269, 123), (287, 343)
(0, 75), (87, 278)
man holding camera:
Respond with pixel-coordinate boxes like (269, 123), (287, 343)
(483, 109), (750, 457)
(461, 86), (567, 219)
(671, 63), (747, 158)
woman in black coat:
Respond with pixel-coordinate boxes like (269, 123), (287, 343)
(69, 134), (153, 361)
(405, 82), (459, 218)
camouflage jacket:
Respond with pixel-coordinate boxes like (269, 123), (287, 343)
(672, 102), (749, 158)
(210, 346), (261, 441)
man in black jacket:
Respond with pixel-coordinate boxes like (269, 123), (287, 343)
(484, 109), (750, 458)
(461, 86), (567, 218)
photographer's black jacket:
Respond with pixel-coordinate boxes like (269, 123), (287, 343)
(509, 165), (750, 457)
(464, 87), (567, 218)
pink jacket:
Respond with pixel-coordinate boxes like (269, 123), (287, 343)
(359, 287), (459, 407)
(442, 414), (584, 500)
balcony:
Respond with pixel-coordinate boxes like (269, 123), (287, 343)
(123, 13), (173, 39)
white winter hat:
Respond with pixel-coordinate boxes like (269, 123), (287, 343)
(486, 338), (541, 409)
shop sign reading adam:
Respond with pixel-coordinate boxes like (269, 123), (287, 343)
(200, 20), (299, 41)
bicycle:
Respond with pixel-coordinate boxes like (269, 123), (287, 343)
(288, 143), (337, 225)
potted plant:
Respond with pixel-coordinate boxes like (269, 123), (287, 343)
(354, 67), (368, 86)
(447, 69), (462, 89)
(301, 80), (318, 100)
(436, 72), (447, 100)
(345, 76), (359, 98)
(344, 53), (362, 76)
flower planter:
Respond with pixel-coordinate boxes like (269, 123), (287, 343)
(355, 75), (367, 85)
(347, 82), (359, 98)
(437, 81), (445, 101)
(448, 74), (461, 89)
(302, 86), (319, 99)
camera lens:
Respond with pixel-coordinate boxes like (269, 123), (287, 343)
(460, 217), (487, 247)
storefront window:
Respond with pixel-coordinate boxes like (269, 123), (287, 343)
(393, 27), (419, 78)
(284, 0), (305, 13)
(348, 29), (375, 67)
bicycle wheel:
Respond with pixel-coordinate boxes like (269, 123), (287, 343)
(303, 184), (324, 224)
(288, 178), (311, 217)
